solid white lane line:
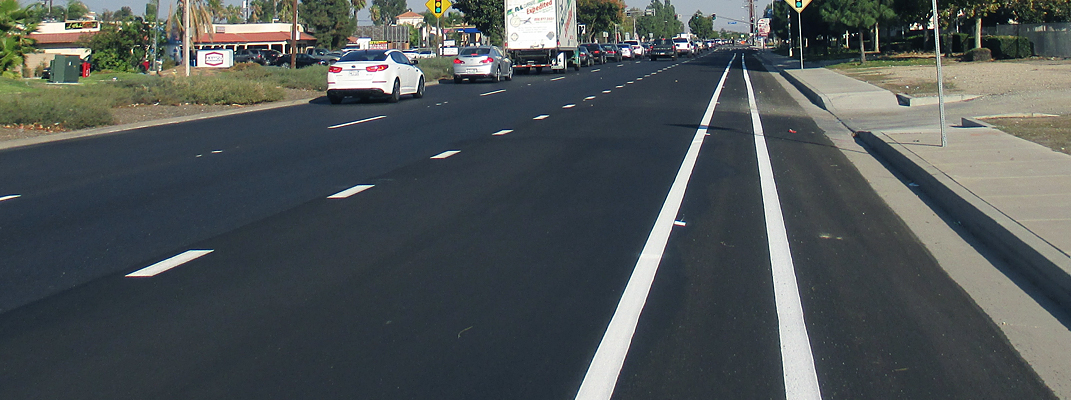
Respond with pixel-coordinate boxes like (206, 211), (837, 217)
(328, 115), (386, 129)
(563, 104), (576, 109)
(0, 194), (20, 202)
(533, 114), (550, 120)
(431, 150), (461, 159)
(492, 129), (514, 136)
(584, 96), (596, 100)
(574, 53), (737, 400)
(127, 250), (214, 278)
(742, 56), (823, 400)
(551, 76), (566, 81)
(480, 89), (506, 96)
(327, 184), (374, 199)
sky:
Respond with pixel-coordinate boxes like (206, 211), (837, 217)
(52, 0), (773, 34)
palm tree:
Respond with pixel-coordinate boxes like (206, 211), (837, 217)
(166, 0), (214, 42)
(350, 0), (365, 19)
(0, 0), (39, 77)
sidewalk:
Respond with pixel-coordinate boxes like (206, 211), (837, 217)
(755, 51), (1071, 313)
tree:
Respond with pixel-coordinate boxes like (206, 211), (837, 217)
(83, 18), (152, 71)
(65, 0), (89, 20)
(948, 0), (999, 49)
(0, 0), (38, 77)
(300, 0), (357, 49)
(451, 0), (504, 45)
(371, 0), (405, 25)
(687, 10), (712, 38)
(167, 0), (215, 43)
(578, 0), (624, 41)
(635, 0), (682, 40)
(820, 0), (893, 62)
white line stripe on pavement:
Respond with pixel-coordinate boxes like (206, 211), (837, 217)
(480, 89), (506, 96)
(602, 90), (611, 93)
(0, 194), (20, 202)
(584, 96), (596, 100)
(742, 56), (824, 400)
(574, 53), (738, 400)
(492, 129), (514, 136)
(591, 69), (601, 72)
(127, 250), (214, 277)
(551, 77), (566, 81)
(327, 184), (374, 199)
(431, 150), (461, 159)
(328, 115), (386, 129)
(533, 114), (550, 120)
(563, 104), (576, 109)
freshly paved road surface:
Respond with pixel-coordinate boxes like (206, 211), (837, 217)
(0, 50), (1056, 399)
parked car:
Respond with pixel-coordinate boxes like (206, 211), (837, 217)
(600, 43), (621, 62)
(452, 46), (513, 83)
(305, 47), (340, 63)
(260, 49), (283, 64)
(234, 49), (266, 64)
(326, 49), (425, 104)
(580, 44), (606, 64)
(616, 43), (633, 59)
(649, 38), (677, 60)
(272, 53), (329, 68)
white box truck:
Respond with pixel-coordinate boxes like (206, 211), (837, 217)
(504, 0), (579, 73)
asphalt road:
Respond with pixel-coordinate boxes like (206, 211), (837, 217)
(0, 49), (1056, 399)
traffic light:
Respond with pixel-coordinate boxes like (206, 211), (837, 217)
(711, 13), (716, 21)
(795, 1), (802, 7)
(435, 0), (442, 13)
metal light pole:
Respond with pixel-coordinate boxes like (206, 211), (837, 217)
(290, 0), (298, 68)
(183, 0), (190, 76)
(930, 0), (947, 147)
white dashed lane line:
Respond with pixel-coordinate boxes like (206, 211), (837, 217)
(431, 150), (461, 159)
(492, 129), (513, 136)
(533, 114), (550, 120)
(551, 77), (565, 81)
(584, 96), (596, 100)
(563, 104), (576, 109)
(0, 194), (21, 202)
(602, 90), (611, 93)
(126, 250), (214, 278)
(626, 81), (634, 84)
(616, 85), (624, 88)
(328, 184), (374, 199)
(480, 89), (506, 96)
(211, 150), (223, 154)
(328, 115), (386, 129)
(591, 69), (601, 72)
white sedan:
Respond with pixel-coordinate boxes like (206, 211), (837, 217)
(326, 49), (425, 104)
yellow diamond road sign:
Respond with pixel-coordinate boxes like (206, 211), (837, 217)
(426, 0), (451, 18)
(784, 0), (811, 13)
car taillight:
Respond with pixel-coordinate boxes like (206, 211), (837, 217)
(480, 57), (493, 64)
(453, 58), (464, 64)
(328, 66), (343, 73)
(365, 64), (388, 72)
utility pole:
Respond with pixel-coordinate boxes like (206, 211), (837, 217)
(290, 0), (298, 68)
(748, 0), (755, 36)
(183, 0), (190, 76)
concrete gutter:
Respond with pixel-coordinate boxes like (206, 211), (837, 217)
(857, 130), (1071, 310)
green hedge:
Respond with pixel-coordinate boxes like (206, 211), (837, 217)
(982, 35), (1033, 59)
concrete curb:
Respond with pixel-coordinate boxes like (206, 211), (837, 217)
(856, 130), (1071, 310)
(0, 97), (318, 151)
(778, 69), (833, 111)
(896, 93), (982, 106)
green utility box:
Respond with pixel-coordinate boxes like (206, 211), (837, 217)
(48, 55), (81, 83)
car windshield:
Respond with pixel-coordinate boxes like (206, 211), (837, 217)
(459, 48), (491, 56)
(673, 38), (688, 42)
(339, 50), (389, 62)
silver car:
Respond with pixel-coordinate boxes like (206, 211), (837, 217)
(452, 46), (513, 83)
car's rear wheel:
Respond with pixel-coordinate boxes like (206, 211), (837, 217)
(413, 76), (425, 98)
(388, 79), (400, 103)
(505, 67), (513, 80)
(492, 67), (501, 82)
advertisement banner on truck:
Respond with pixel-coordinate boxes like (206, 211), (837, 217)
(556, 0), (578, 48)
(505, 0), (557, 49)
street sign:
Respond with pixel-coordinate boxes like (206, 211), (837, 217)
(784, 0), (811, 13)
(426, 0), (451, 18)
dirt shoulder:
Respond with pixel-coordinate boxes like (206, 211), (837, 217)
(832, 57), (1071, 155)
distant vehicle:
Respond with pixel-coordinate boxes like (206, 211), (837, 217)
(577, 45), (593, 67)
(453, 46), (513, 83)
(580, 44), (606, 64)
(305, 47), (340, 63)
(504, 0), (579, 72)
(672, 37), (693, 57)
(234, 49), (266, 65)
(272, 53), (329, 68)
(616, 43), (633, 59)
(600, 43), (621, 62)
(326, 49), (425, 104)
(260, 49), (283, 64)
(411, 48), (436, 59)
(649, 38), (677, 60)
(624, 40), (644, 57)
(402, 49), (420, 61)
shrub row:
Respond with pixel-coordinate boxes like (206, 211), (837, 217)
(892, 34), (1033, 59)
